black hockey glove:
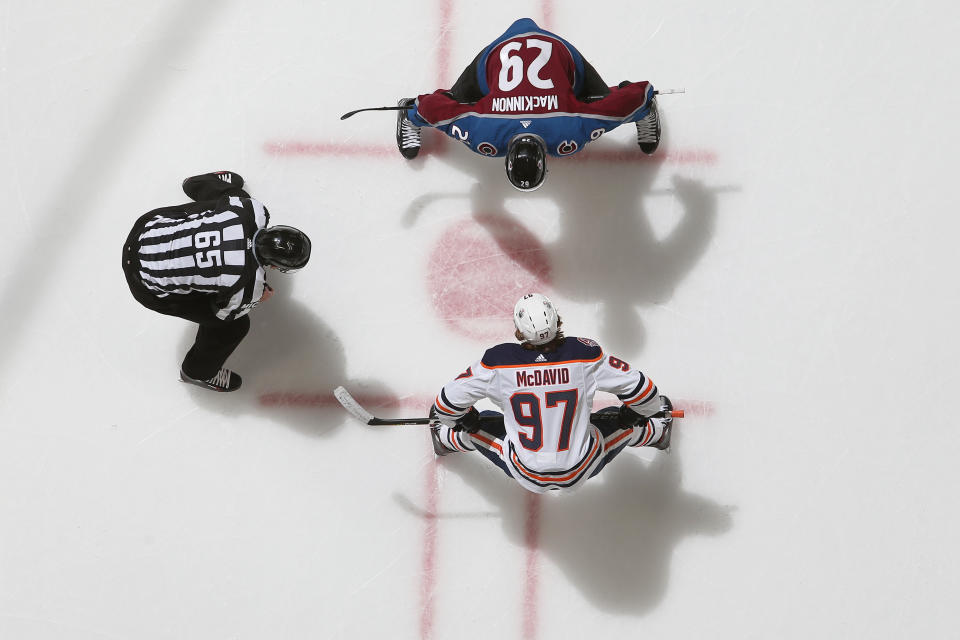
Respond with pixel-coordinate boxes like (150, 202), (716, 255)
(617, 404), (646, 428)
(456, 407), (481, 433)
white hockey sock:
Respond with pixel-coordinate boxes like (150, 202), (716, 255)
(629, 418), (665, 447)
(439, 425), (477, 452)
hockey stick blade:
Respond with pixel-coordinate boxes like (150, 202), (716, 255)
(333, 386), (377, 424)
(333, 386), (434, 425)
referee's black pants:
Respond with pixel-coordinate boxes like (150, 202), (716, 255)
(122, 205), (250, 381)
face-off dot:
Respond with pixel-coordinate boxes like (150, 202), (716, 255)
(427, 215), (552, 341)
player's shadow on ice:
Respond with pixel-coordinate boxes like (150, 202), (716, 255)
(423, 446), (733, 616)
(177, 279), (395, 438)
(403, 133), (726, 354)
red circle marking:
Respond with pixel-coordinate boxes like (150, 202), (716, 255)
(427, 214), (553, 341)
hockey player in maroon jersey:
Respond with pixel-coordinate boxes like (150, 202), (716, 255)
(429, 293), (674, 494)
(396, 18), (661, 192)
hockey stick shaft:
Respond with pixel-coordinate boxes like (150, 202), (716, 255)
(333, 386), (683, 426)
(340, 88), (685, 120)
(585, 89), (685, 99)
(340, 105), (411, 120)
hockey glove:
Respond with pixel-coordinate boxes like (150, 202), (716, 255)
(456, 407), (481, 434)
(618, 404), (646, 429)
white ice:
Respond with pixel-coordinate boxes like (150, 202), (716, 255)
(2, 1), (959, 638)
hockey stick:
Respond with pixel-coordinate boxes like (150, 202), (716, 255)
(333, 386), (437, 425)
(340, 105), (412, 120)
(333, 386), (684, 426)
(339, 88), (685, 120)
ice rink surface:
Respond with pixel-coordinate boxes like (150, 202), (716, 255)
(2, 1), (959, 638)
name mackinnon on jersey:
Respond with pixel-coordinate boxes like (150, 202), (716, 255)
(491, 95), (560, 113)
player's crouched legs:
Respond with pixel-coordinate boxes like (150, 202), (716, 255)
(629, 395), (674, 450)
(429, 407), (479, 456)
(467, 411), (515, 480)
(431, 424), (477, 455)
(179, 315), (250, 392)
(591, 399), (673, 477)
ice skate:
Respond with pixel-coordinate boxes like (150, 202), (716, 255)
(395, 98), (421, 159)
(635, 97), (660, 155)
(430, 424), (456, 456)
(651, 395), (673, 450)
(179, 367), (242, 392)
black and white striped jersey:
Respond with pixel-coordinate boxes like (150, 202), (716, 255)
(132, 196), (270, 321)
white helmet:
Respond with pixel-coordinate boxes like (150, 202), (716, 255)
(513, 293), (559, 345)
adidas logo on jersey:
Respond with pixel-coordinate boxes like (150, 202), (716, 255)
(535, 354), (547, 362)
(521, 120), (532, 128)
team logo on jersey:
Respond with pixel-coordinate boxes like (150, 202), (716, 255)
(521, 120), (532, 128)
(590, 128), (606, 140)
(456, 366), (474, 380)
(477, 142), (498, 156)
(577, 337), (598, 347)
(557, 140), (579, 155)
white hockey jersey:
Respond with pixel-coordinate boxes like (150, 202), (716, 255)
(433, 337), (661, 490)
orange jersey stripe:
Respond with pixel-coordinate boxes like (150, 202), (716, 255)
(604, 430), (633, 452)
(638, 425), (654, 446)
(434, 394), (460, 416)
(470, 432), (502, 454)
(510, 435), (600, 483)
(625, 378), (654, 405)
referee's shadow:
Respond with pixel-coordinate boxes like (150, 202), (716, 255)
(177, 279), (394, 438)
(435, 444), (733, 616)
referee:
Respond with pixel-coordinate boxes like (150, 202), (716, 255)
(122, 171), (311, 392)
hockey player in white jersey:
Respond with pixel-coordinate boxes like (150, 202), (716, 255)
(430, 293), (674, 494)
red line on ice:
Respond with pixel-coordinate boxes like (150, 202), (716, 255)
(420, 4), (452, 638)
(419, 459), (441, 639)
(262, 142), (397, 158)
(263, 140), (718, 165)
(541, 0), (555, 30)
(257, 392), (715, 417)
(257, 391), (423, 409)
(523, 492), (543, 640)
(437, 0), (454, 87)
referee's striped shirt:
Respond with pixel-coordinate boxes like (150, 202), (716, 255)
(133, 196), (269, 321)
